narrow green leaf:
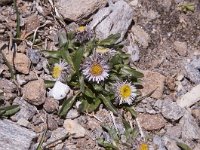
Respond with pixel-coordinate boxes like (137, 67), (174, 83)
(42, 50), (62, 58)
(102, 125), (119, 142)
(98, 33), (121, 46)
(0, 105), (20, 117)
(97, 138), (119, 150)
(73, 48), (84, 72)
(92, 84), (103, 91)
(84, 88), (95, 98)
(124, 107), (137, 118)
(99, 94), (118, 116)
(44, 80), (55, 88)
(87, 98), (101, 112)
(36, 130), (47, 150)
(177, 142), (192, 150)
(58, 92), (80, 117)
(79, 75), (85, 93)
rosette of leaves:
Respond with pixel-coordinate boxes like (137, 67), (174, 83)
(98, 119), (138, 150)
(44, 30), (143, 117)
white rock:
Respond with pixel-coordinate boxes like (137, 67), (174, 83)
(130, 0), (138, 6)
(177, 84), (200, 108)
(48, 81), (70, 100)
(63, 119), (86, 138)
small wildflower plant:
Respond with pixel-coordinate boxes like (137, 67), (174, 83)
(44, 26), (143, 117)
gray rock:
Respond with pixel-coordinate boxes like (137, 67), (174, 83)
(185, 56), (200, 84)
(153, 135), (166, 150)
(165, 125), (182, 138)
(162, 136), (180, 150)
(161, 100), (185, 121)
(46, 128), (67, 144)
(27, 48), (41, 64)
(177, 84), (200, 108)
(180, 111), (200, 140)
(0, 78), (16, 93)
(89, 0), (133, 42)
(0, 119), (36, 150)
(11, 97), (37, 121)
(47, 115), (58, 131)
(56, 0), (107, 21)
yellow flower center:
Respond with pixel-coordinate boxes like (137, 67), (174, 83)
(139, 143), (149, 150)
(90, 63), (103, 76)
(119, 84), (131, 99)
(52, 65), (62, 78)
(96, 46), (110, 54)
(77, 26), (86, 32)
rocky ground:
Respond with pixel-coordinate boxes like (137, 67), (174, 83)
(0, 0), (200, 150)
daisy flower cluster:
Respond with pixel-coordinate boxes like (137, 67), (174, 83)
(46, 27), (143, 116)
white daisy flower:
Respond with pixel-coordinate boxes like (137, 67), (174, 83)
(48, 81), (70, 100)
(52, 60), (68, 81)
(114, 81), (137, 105)
(81, 54), (109, 83)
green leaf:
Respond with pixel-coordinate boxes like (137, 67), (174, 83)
(44, 80), (55, 88)
(98, 33), (121, 46)
(61, 49), (75, 72)
(97, 138), (119, 150)
(0, 105), (20, 117)
(102, 125), (120, 142)
(99, 94), (118, 116)
(120, 65), (144, 78)
(92, 84), (103, 91)
(79, 75), (85, 93)
(58, 92), (80, 117)
(124, 106), (137, 118)
(78, 98), (101, 113)
(177, 142), (192, 150)
(84, 88), (95, 98)
(36, 130), (47, 150)
(73, 48), (84, 72)
(42, 50), (62, 58)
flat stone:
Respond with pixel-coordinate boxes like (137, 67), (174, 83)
(131, 25), (151, 48)
(22, 79), (46, 105)
(153, 135), (166, 150)
(174, 41), (187, 56)
(0, 119), (36, 150)
(141, 71), (166, 99)
(64, 119), (86, 138)
(161, 100), (185, 121)
(185, 57), (200, 84)
(180, 111), (200, 140)
(89, 0), (133, 42)
(46, 128), (67, 144)
(162, 136), (180, 150)
(14, 53), (31, 74)
(177, 84), (200, 108)
(11, 97), (37, 121)
(165, 125), (182, 138)
(0, 78), (16, 93)
(137, 113), (166, 131)
(56, 0), (107, 21)
(25, 15), (40, 33)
